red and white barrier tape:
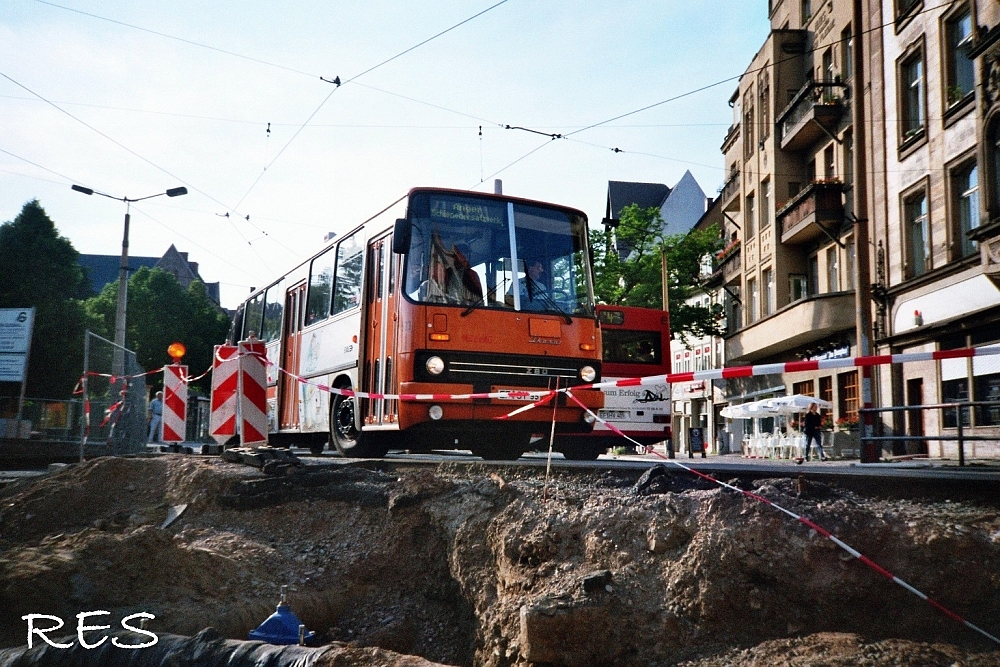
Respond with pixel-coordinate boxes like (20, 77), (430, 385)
(210, 344), (1000, 404)
(563, 390), (1000, 647)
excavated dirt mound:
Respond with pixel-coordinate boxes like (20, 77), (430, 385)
(0, 455), (998, 667)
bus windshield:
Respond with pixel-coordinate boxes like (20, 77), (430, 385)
(402, 192), (594, 316)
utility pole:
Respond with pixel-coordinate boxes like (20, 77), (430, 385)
(853, 0), (877, 462)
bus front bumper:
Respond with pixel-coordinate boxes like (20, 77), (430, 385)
(397, 382), (603, 431)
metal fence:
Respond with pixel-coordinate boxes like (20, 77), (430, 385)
(860, 400), (1000, 466)
(82, 330), (148, 455)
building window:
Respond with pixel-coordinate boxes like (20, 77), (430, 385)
(904, 189), (930, 279)
(726, 285), (741, 334)
(802, 0), (812, 22)
(763, 267), (774, 316)
(896, 0), (920, 20)
(808, 255), (819, 295)
(824, 145), (836, 179)
(838, 371), (859, 422)
(842, 25), (853, 81)
(952, 161), (979, 259)
(822, 48), (834, 83)
(990, 117), (1000, 217)
(745, 193), (756, 237)
(744, 89), (755, 160)
(845, 236), (856, 291)
(827, 246), (839, 292)
(759, 70), (771, 140)
(790, 274), (808, 302)
(900, 50), (925, 141)
(761, 179), (771, 229)
(819, 376), (833, 405)
(793, 380), (815, 396)
(844, 131), (855, 215)
(944, 7), (974, 107)
(748, 277), (759, 324)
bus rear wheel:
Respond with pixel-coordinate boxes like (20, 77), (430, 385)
(329, 393), (388, 458)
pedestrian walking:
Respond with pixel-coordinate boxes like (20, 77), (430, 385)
(803, 402), (826, 462)
(147, 391), (163, 444)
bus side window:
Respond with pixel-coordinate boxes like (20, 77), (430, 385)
(306, 245), (336, 325)
(261, 283), (284, 342)
(334, 231), (364, 314)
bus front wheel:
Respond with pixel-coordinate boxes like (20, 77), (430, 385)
(329, 394), (388, 458)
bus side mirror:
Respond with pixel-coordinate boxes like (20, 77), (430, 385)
(392, 218), (411, 254)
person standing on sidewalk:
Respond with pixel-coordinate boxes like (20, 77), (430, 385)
(803, 402), (826, 462)
(147, 391), (163, 444)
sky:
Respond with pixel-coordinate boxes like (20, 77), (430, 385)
(1, 1), (769, 310)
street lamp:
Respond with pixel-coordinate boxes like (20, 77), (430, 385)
(71, 183), (187, 375)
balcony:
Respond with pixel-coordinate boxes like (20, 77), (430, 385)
(725, 291), (856, 365)
(718, 168), (740, 210)
(777, 80), (847, 151)
(702, 240), (741, 287)
(721, 122), (740, 154)
(776, 180), (845, 246)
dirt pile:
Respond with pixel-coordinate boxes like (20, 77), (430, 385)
(0, 455), (997, 666)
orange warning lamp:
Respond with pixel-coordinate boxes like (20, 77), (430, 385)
(168, 342), (187, 362)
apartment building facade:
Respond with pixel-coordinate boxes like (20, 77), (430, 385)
(716, 0), (863, 450)
(711, 0), (1000, 459)
(868, 0), (1000, 458)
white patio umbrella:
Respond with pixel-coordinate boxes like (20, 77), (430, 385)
(767, 394), (833, 413)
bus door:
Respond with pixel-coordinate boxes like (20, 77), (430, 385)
(362, 233), (399, 426)
(279, 282), (306, 430)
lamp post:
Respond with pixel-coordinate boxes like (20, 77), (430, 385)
(71, 184), (187, 375)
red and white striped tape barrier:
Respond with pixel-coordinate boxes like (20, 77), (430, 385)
(561, 390), (1000, 647)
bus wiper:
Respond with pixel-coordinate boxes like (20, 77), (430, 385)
(461, 282), (500, 317)
(527, 277), (573, 324)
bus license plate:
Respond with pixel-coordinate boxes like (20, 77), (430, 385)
(497, 389), (548, 401)
(599, 409), (631, 420)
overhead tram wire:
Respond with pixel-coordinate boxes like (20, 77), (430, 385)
(565, 0), (957, 139)
(27, 0), (513, 255)
(230, 0), (512, 211)
(490, 0), (960, 188)
(0, 141), (274, 285)
(33, 0), (317, 80)
(0, 146), (80, 183)
(0, 70), (292, 260)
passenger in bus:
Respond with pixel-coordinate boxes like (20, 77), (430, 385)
(634, 341), (655, 363)
(445, 243), (483, 304)
(419, 265), (448, 303)
(517, 258), (548, 310)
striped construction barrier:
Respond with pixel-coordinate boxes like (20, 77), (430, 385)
(162, 364), (188, 443)
(209, 345), (240, 446)
(238, 339), (268, 446)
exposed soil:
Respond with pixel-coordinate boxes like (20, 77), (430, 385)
(0, 455), (998, 666)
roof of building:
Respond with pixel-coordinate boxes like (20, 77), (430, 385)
(79, 244), (221, 306)
(605, 181), (671, 221)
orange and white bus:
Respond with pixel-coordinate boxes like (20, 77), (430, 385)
(556, 305), (671, 457)
(230, 187), (604, 459)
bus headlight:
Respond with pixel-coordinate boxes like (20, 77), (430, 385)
(579, 365), (596, 382)
(583, 411), (597, 424)
(428, 404), (443, 420)
(426, 356), (445, 375)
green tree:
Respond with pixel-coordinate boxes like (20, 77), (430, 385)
(0, 200), (97, 399)
(85, 268), (230, 393)
(591, 204), (724, 341)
